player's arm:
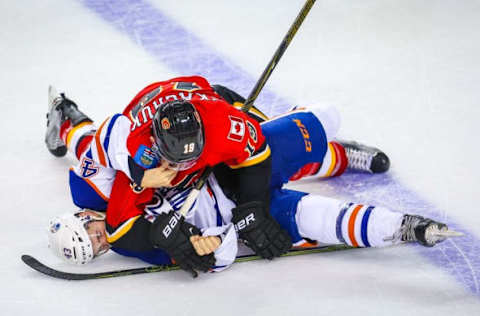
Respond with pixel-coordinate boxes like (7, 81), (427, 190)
(213, 112), (292, 259)
(215, 158), (292, 260)
(213, 110), (272, 208)
(211, 85), (272, 205)
(213, 151), (272, 207)
(105, 174), (233, 275)
(106, 212), (214, 277)
(92, 114), (175, 188)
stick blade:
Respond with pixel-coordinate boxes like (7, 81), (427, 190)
(21, 255), (89, 280)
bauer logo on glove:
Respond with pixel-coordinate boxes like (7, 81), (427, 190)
(234, 212), (256, 232)
(162, 211), (181, 238)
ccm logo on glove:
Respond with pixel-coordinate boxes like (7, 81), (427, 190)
(162, 212), (182, 238)
(234, 212), (255, 232)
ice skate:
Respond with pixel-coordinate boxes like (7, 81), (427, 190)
(45, 86), (91, 157)
(45, 86), (68, 157)
(400, 214), (463, 247)
(338, 140), (390, 173)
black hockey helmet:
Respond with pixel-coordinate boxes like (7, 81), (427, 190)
(152, 100), (204, 170)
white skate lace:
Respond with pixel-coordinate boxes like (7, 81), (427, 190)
(399, 215), (419, 242)
(344, 146), (373, 172)
(383, 215), (417, 243)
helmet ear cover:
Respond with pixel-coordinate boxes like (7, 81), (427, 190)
(152, 100), (204, 164)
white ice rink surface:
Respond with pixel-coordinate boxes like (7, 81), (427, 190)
(2, 0), (480, 315)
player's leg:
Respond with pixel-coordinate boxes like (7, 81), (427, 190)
(261, 109), (330, 187)
(45, 86), (113, 211)
(287, 106), (390, 180)
(45, 86), (95, 159)
(262, 109), (390, 187)
(295, 194), (450, 247)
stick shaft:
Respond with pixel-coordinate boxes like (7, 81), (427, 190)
(22, 245), (351, 280)
(179, 0), (316, 215)
(178, 166), (212, 216)
(242, 0), (316, 112)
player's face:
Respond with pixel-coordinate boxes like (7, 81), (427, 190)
(150, 136), (198, 171)
(161, 158), (197, 171)
(84, 219), (110, 257)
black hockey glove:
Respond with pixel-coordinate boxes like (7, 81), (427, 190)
(232, 201), (292, 260)
(150, 211), (216, 278)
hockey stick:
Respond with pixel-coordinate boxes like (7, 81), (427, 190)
(178, 0), (316, 216)
(241, 0), (316, 113)
(21, 244), (351, 280)
(20, 2), (318, 280)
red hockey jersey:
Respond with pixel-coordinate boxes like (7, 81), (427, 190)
(123, 76), (268, 180)
(106, 76), (270, 230)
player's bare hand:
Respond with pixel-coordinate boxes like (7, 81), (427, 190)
(190, 235), (221, 256)
(140, 161), (177, 188)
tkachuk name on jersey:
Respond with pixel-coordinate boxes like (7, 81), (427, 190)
(130, 92), (221, 131)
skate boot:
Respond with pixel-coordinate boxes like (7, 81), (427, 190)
(45, 86), (91, 157)
(337, 140), (390, 173)
(400, 214), (462, 247)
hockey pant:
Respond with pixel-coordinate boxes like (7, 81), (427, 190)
(262, 110), (404, 248)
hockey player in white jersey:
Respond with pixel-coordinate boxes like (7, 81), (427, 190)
(45, 86), (460, 276)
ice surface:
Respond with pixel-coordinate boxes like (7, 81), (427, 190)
(1, 0), (479, 315)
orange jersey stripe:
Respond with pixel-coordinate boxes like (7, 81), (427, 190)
(348, 205), (363, 247)
(292, 240), (320, 249)
(84, 177), (109, 201)
(95, 118), (109, 167)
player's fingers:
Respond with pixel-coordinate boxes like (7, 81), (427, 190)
(160, 159), (170, 169)
(197, 238), (211, 255)
(194, 238), (213, 256)
(193, 240), (206, 256)
(197, 236), (221, 254)
(167, 169), (178, 179)
(204, 236), (221, 251)
(190, 236), (206, 256)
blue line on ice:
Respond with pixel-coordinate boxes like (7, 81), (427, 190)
(80, 0), (480, 296)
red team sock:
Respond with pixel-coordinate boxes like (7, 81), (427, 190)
(289, 141), (348, 181)
(328, 141), (348, 177)
(59, 119), (72, 145)
(60, 119), (95, 160)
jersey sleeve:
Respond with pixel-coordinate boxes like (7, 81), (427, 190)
(88, 114), (155, 185)
(209, 106), (273, 208)
(87, 114), (131, 175)
(224, 110), (270, 168)
(201, 223), (238, 272)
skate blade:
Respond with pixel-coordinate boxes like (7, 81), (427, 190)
(48, 85), (62, 110)
(432, 230), (464, 238)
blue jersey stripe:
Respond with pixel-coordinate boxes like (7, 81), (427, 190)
(336, 203), (352, 244)
(361, 206), (374, 247)
(103, 114), (122, 168)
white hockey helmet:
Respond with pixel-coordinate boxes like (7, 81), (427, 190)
(47, 210), (106, 265)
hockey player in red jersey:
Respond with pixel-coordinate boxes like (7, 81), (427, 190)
(46, 107), (458, 273)
(44, 84), (461, 276)
(114, 76), (293, 261)
(44, 77), (292, 270)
